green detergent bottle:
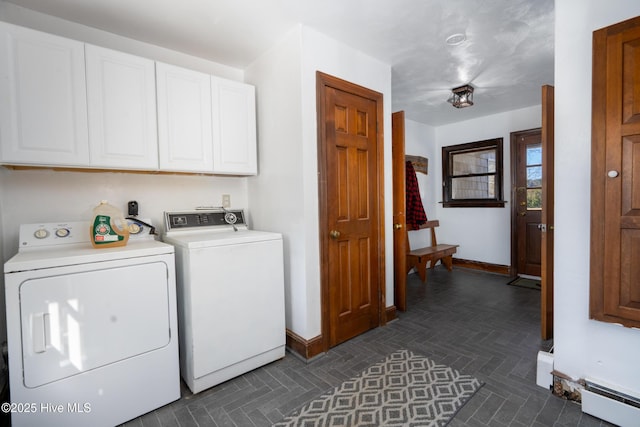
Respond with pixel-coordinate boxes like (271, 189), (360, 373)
(90, 200), (130, 248)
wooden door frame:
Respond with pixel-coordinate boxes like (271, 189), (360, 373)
(392, 111), (407, 312)
(541, 85), (554, 340)
(510, 127), (542, 276)
(316, 71), (386, 353)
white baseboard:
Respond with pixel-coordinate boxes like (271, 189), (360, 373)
(582, 388), (640, 427)
(536, 350), (553, 389)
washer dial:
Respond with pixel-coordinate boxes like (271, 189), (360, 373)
(224, 212), (237, 225)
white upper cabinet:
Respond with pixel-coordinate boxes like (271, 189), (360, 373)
(156, 62), (213, 173)
(211, 77), (257, 175)
(0, 22), (89, 166)
(85, 45), (158, 170)
(0, 22), (258, 175)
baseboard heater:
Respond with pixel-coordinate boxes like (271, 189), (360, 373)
(582, 379), (640, 427)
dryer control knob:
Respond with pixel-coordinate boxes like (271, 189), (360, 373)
(34, 228), (49, 239)
(55, 228), (70, 238)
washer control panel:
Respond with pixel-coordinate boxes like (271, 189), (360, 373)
(165, 209), (246, 232)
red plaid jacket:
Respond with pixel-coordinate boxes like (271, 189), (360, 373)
(406, 161), (427, 230)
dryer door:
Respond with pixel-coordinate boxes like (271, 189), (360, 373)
(19, 261), (170, 388)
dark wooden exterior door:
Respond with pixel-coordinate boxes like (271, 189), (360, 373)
(317, 72), (385, 348)
(541, 85), (555, 340)
(512, 129), (543, 277)
(392, 111), (407, 312)
(591, 16), (640, 328)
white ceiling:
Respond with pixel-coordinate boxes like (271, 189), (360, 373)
(5, 0), (554, 126)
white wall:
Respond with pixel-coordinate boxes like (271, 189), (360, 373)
(246, 25), (392, 340)
(554, 0), (640, 395)
(404, 118), (437, 250)
(245, 26), (304, 333)
(0, 168), (248, 344)
(432, 106), (541, 266)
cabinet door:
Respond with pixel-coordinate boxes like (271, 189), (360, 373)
(0, 22), (89, 166)
(86, 45), (158, 170)
(211, 77), (257, 175)
(591, 16), (640, 327)
(156, 62), (213, 172)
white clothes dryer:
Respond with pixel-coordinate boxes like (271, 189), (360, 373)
(3, 220), (180, 427)
(163, 209), (285, 394)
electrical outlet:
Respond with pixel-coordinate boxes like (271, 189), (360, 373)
(128, 201), (138, 216)
(222, 194), (231, 208)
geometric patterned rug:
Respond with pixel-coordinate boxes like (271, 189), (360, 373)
(273, 349), (483, 427)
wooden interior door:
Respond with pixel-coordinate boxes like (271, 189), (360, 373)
(591, 16), (640, 328)
(541, 85), (555, 340)
(316, 72), (385, 348)
(512, 129), (543, 277)
(392, 111), (407, 312)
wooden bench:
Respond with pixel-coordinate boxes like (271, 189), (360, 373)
(407, 220), (459, 283)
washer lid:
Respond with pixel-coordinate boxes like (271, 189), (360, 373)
(163, 229), (282, 248)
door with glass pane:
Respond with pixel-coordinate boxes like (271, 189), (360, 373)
(513, 129), (542, 277)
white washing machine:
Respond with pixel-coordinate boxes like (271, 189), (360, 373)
(163, 209), (285, 394)
(3, 219), (180, 427)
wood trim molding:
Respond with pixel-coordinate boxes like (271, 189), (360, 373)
(452, 258), (511, 276)
(2, 165), (248, 177)
(285, 330), (324, 360)
(589, 20), (608, 322)
(386, 305), (397, 323)
(286, 305), (396, 360)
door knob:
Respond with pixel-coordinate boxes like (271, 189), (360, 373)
(519, 212), (526, 216)
(329, 230), (341, 240)
(394, 223), (403, 230)
(607, 170), (619, 178)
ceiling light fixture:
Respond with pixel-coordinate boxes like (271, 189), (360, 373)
(447, 84), (474, 108)
(445, 33), (467, 46)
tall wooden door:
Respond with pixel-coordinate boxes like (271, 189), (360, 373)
(512, 129), (543, 277)
(317, 72), (385, 348)
(591, 16), (640, 328)
(392, 111), (407, 312)
(541, 85), (555, 340)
